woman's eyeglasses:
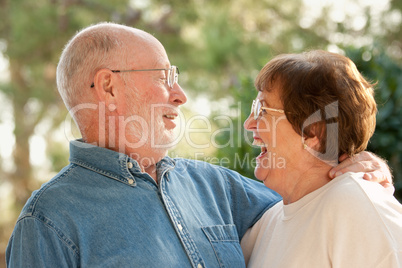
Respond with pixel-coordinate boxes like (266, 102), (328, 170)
(251, 99), (285, 120)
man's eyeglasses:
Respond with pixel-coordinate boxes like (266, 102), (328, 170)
(251, 99), (285, 120)
(90, 65), (179, 89)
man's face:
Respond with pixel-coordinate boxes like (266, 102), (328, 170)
(120, 34), (187, 159)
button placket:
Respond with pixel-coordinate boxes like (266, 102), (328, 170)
(159, 178), (205, 268)
(177, 223), (183, 231)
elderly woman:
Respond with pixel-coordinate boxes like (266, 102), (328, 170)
(241, 50), (402, 267)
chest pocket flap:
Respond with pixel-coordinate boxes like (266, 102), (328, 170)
(202, 224), (245, 268)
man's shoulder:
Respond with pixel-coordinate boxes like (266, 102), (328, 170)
(171, 158), (276, 199)
(19, 164), (78, 218)
(172, 158), (260, 184)
(173, 158), (234, 174)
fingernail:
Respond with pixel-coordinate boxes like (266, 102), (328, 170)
(335, 171), (343, 177)
(329, 170), (335, 177)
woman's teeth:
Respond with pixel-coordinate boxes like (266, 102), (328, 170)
(253, 139), (268, 156)
(253, 139), (265, 147)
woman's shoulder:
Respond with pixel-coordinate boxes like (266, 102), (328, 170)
(323, 172), (402, 263)
(323, 172), (402, 216)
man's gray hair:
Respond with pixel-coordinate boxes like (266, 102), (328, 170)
(56, 22), (127, 111)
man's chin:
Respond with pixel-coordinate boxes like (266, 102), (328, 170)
(151, 134), (179, 150)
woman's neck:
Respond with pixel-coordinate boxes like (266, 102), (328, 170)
(282, 162), (332, 205)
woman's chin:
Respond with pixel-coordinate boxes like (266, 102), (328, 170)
(254, 167), (268, 183)
(254, 163), (282, 191)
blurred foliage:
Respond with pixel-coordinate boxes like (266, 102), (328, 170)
(346, 46), (402, 200)
(212, 76), (259, 179)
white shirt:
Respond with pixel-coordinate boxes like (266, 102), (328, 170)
(241, 172), (402, 268)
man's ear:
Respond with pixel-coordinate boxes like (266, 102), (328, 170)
(93, 69), (126, 114)
(93, 69), (115, 100)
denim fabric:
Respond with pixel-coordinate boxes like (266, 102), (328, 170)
(6, 140), (281, 268)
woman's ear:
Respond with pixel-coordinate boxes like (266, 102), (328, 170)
(304, 135), (321, 151)
(303, 122), (325, 151)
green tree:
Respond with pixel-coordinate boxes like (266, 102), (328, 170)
(346, 46), (402, 200)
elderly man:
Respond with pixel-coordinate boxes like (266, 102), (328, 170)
(6, 22), (392, 267)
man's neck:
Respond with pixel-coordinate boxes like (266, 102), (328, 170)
(125, 148), (167, 184)
(82, 132), (165, 183)
(144, 165), (158, 183)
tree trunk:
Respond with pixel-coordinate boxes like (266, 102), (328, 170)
(8, 60), (35, 211)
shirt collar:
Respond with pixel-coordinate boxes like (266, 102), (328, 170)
(69, 139), (175, 186)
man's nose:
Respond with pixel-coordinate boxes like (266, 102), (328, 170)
(170, 83), (187, 106)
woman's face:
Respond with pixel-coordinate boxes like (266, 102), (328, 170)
(244, 87), (305, 192)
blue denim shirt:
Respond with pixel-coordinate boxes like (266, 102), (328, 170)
(6, 140), (280, 267)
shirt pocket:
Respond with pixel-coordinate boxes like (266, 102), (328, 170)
(201, 224), (245, 268)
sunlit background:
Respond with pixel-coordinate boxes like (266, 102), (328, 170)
(0, 0), (401, 265)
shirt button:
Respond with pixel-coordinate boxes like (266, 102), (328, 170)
(177, 223), (183, 231)
(127, 162), (133, 169)
(197, 264), (203, 268)
(128, 178), (134, 185)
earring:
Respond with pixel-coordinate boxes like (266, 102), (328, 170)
(302, 137), (308, 149)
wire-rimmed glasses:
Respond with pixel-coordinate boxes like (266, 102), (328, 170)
(251, 99), (285, 120)
(90, 65), (179, 89)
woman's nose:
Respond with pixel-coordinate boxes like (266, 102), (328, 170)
(244, 112), (257, 131)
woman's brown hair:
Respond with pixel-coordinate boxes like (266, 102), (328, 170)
(255, 50), (377, 162)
